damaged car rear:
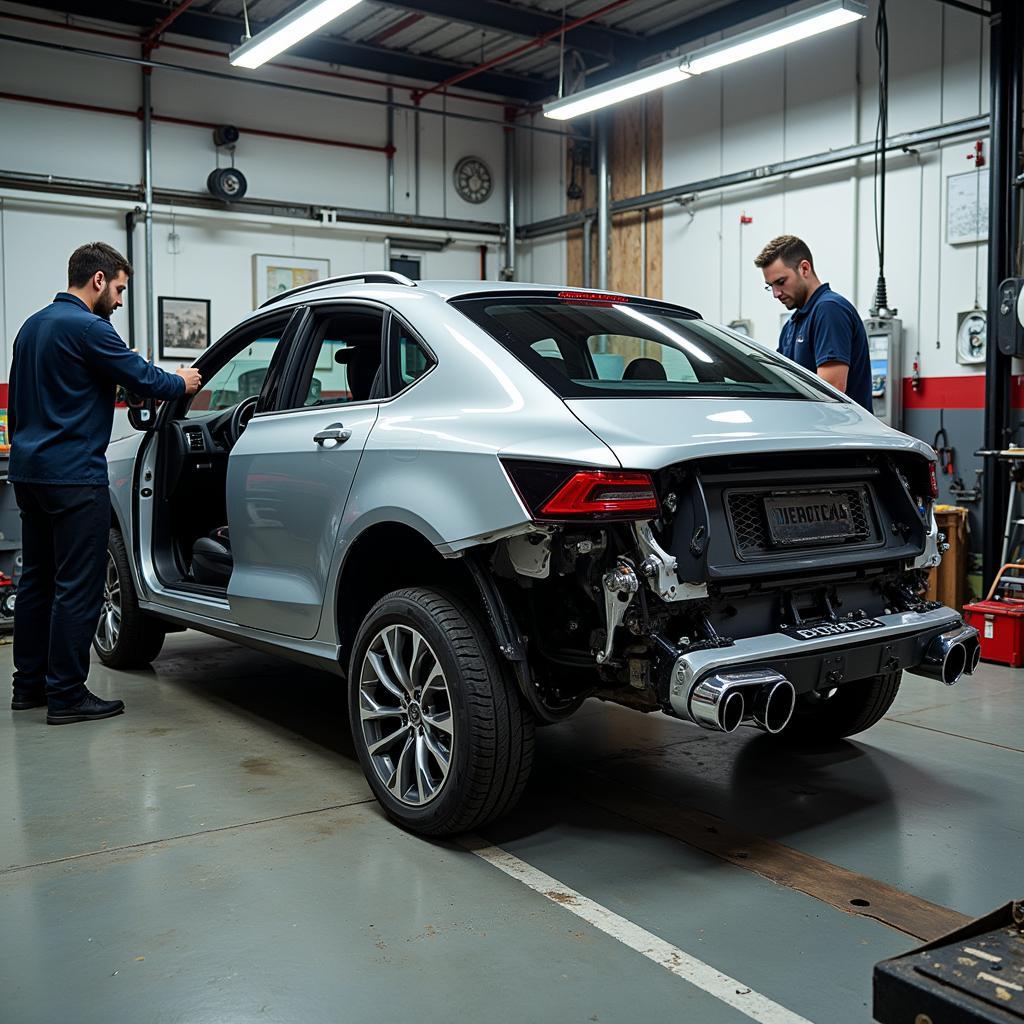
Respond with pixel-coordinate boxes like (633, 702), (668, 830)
(104, 278), (978, 837)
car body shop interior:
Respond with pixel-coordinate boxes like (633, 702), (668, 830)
(1, 1), (1023, 1022)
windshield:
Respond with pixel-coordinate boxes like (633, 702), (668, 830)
(452, 295), (837, 402)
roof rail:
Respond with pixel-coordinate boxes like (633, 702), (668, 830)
(259, 271), (417, 309)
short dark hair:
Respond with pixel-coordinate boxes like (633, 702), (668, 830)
(754, 234), (814, 271)
(68, 242), (132, 288)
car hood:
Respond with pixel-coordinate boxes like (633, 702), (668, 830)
(564, 397), (933, 469)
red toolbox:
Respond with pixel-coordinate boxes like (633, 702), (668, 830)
(962, 599), (1024, 668)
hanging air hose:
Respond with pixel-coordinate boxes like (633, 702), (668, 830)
(871, 0), (892, 316)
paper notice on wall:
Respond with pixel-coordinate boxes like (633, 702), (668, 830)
(946, 169), (989, 245)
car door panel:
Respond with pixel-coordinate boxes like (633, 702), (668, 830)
(224, 405), (378, 637)
(225, 304), (386, 639)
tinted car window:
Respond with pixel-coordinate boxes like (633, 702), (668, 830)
(292, 309), (385, 408)
(187, 317), (291, 415)
(453, 296), (836, 402)
(392, 317), (435, 389)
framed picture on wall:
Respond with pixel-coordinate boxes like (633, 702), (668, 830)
(252, 254), (330, 308)
(158, 297), (211, 360)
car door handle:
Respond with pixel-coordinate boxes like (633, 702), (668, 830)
(313, 425), (352, 446)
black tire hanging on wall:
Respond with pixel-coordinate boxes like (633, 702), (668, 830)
(93, 529), (167, 669)
(776, 670), (903, 744)
(349, 587), (535, 836)
(207, 167), (248, 202)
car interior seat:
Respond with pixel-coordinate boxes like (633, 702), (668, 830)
(191, 526), (232, 586)
(623, 357), (667, 380)
(336, 343), (383, 401)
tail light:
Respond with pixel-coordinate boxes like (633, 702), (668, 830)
(503, 461), (659, 521)
(557, 290), (625, 307)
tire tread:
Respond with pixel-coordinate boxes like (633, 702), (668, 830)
(349, 587), (534, 836)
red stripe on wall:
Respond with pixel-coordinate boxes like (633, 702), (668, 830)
(903, 375), (987, 409)
(0, 383), (7, 406)
(903, 376), (1024, 411)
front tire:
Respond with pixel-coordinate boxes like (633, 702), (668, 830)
(93, 530), (167, 668)
(777, 670), (902, 744)
(349, 587), (534, 836)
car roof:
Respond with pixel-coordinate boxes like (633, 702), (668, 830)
(259, 275), (701, 317)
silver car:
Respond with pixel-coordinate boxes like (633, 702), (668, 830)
(100, 273), (979, 835)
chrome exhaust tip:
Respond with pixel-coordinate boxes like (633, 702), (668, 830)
(748, 677), (797, 734)
(917, 626), (976, 686)
(689, 675), (747, 733)
(963, 635), (982, 675)
(688, 668), (795, 734)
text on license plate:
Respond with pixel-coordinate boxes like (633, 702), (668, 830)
(780, 618), (883, 641)
(764, 492), (857, 546)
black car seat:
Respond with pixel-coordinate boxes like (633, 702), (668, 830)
(336, 344), (383, 401)
(623, 357), (667, 380)
(191, 526), (232, 586)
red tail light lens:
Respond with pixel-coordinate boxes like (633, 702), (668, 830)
(928, 462), (938, 499)
(539, 470), (658, 518)
(557, 290), (625, 307)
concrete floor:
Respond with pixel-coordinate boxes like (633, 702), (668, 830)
(2, 632), (1022, 1024)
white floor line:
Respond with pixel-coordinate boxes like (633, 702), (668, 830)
(462, 836), (816, 1024)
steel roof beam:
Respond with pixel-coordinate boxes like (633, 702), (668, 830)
(370, 0), (642, 61)
(29, 0), (551, 99)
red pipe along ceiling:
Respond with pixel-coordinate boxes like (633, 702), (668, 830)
(0, 90), (394, 156)
(412, 0), (635, 102)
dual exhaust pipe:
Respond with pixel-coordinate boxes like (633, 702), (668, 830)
(684, 623), (981, 733)
(687, 668), (796, 735)
(916, 624), (981, 686)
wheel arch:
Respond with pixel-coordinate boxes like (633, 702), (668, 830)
(335, 521), (478, 664)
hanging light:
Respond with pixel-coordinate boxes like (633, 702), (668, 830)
(544, 0), (866, 121)
(230, 0), (363, 70)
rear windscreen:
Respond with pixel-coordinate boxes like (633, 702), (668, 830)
(452, 296), (837, 402)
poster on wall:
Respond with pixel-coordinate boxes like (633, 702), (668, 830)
(946, 169), (989, 245)
(158, 297), (211, 360)
(252, 255), (330, 308)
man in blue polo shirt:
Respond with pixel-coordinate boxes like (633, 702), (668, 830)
(9, 242), (201, 724)
(754, 234), (873, 411)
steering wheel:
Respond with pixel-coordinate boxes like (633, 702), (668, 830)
(226, 395), (259, 448)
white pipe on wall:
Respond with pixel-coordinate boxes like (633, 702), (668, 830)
(0, 188), (501, 248)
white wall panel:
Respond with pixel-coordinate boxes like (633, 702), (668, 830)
(654, 0), (990, 383)
(0, 198), (134, 370)
(722, 54), (785, 175)
(783, 32), (857, 158)
(663, 72), (723, 186)
(662, 200), (723, 322)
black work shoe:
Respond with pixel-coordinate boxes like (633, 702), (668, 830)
(47, 692), (125, 725)
(11, 692), (47, 711)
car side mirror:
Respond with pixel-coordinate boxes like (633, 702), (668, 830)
(125, 393), (157, 431)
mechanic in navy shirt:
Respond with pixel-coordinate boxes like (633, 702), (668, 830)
(8, 242), (201, 724)
(754, 234), (873, 412)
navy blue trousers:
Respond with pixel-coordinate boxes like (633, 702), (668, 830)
(12, 483), (109, 710)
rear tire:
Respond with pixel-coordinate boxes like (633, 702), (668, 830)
(93, 530), (167, 668)
(349, 587), (534, 836)
(777, 670), (902, 744)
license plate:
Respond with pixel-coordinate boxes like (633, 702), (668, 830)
(780, 618), (882, 641)
(764, 491), (857, 546)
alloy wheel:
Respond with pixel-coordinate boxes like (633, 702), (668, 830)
(358, 624), (454, 807)
(95, 551), (122, 654)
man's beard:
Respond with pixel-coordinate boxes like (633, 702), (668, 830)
(94, 291), (116, 319)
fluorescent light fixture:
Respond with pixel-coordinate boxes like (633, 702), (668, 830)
(681, 0), (865, 75)
(230, 0), (363, 69)
(544, 62), (690, 121)
(543, 0), (866, 121)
